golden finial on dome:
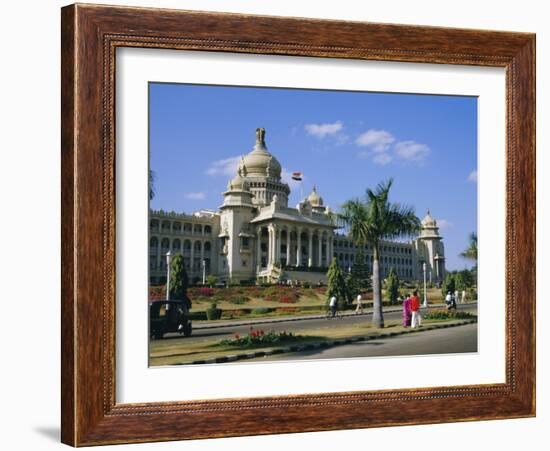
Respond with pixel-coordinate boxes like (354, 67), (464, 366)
(255, 128), (266, 148)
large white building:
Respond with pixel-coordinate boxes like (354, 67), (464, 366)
(149, 129), (445, 285)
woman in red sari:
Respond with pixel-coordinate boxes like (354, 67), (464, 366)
(402, 293), (412, 327)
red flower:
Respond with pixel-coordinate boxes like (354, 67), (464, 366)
(234, 334), (240, 340)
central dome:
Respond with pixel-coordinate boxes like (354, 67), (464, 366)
(239, 128), (282, 179)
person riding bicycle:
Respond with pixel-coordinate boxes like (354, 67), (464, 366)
(329, 295), (338, 318)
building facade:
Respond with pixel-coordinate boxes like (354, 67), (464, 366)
(149, 128), (445, 285)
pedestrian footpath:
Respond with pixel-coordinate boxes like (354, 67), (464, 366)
(194, 301), (478, 330)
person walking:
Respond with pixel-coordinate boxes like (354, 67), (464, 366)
(402, 293), (412, 327)
(355, 293), (364, 314)
(445, 291), (453, 310)
(410, 290), (422, 328)
(461, 289), (467, 303)
(329, 295), (337, 318)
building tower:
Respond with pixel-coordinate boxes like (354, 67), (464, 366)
(415, 210), (446, 283)
(218, 173), (257, 281)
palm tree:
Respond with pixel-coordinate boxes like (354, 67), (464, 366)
(339, 179), (420, 328)
(460, 232), (478, 261)
(149, 170), (156, 201)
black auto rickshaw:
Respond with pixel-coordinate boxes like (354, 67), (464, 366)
(149, 298), (192, 339)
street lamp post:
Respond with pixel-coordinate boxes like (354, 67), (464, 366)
(423, 262), (428, 307)
(165, 251), (172, 300)
(202, 259), (206, 285)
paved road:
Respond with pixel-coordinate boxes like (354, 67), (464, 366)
(158, 303), (478, 345)
(248, 322), (478, 362)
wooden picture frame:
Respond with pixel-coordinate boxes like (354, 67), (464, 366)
(61, 3), (535, 446)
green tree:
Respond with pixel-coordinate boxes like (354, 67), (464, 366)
(340, 179), (421, 327)
(460, 268), (475, 288)
(345, 251), (371, 304)
(350, 250), (372, 290)
(441, 272), (456, 297)
(460, 232), (478, 261)
(149, 170), (156, 201)
(385, 267), (400, 304)
(345, 272), (358, 304)
(454, 271), (466, 291)
(327, 258), (348, 310)
(169, 254), (188, 300)
(205, 274), (217, 287)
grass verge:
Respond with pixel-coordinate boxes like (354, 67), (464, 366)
(149, 317), (476, 366)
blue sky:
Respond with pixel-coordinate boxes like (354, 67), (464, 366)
(149, 83), (477, 271)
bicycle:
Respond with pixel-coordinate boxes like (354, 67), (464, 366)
(325, 308), (343, 319)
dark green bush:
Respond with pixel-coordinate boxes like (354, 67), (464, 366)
(206, 303), (223, 320)
(423, 309), (475, 320)
(228, 295), (250, 305)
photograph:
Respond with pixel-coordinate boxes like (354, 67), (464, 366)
(147, 83), (479, 366)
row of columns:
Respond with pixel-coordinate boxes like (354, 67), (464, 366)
(257, 224), (334, 269)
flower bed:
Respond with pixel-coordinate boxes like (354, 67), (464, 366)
(220, 327), (301, 347)
(423, 309), (476, 320)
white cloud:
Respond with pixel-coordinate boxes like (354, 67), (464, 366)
(355, 130), (430, 165)
(206, 156), (241, 177)
(184, 192), (206, 200)
(394, 140), (430, 161)
(372, 153), (393, 165)
(304, 121), (343, 139)
(437, 219), (453, 229)
(468, 170), (478, 183)
(355, 129), (395, 152)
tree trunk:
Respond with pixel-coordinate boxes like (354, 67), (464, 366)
(371, 245), (384, 328)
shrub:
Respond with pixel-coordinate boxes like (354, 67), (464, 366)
(206, 303), (222, 321)
(199, 287), (215, 297)
(220, 328), (300, 347)
(252, 307), (272, 315)
(278, 295), (294, 303)
(262, 286), (281, 298)
(205, 274), (217, 287)
(423, 309), (475, 320)
(229, 295), (250, 305)
(279, 292), (300, 303)
(169, 254), (189, 300)
(385, 268), (400, 304)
